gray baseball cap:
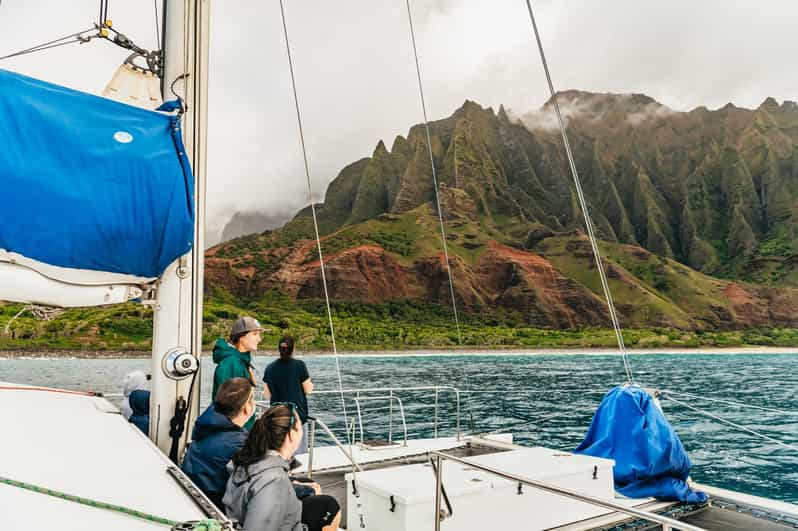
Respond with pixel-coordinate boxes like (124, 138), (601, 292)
(231, 316), (264, 337)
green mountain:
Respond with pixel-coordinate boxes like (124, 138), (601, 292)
(6, 91), (798, 352)
(206, 91), (798, 333)
(290, 92), (798, 279)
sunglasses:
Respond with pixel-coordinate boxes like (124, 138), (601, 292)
(270, 401), (302, 429)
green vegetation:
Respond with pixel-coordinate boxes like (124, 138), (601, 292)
(4, 296), (798, 353)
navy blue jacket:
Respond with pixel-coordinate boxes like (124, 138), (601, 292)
(128, 390), (150, 435)
(182, 404), (247, 507)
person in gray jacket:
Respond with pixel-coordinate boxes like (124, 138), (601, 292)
(223, 403), (341, 531)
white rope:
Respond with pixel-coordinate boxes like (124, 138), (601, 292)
(661, 394), (798, 453)
(659, 389), (798, 417)
(523, 0), (633, 384)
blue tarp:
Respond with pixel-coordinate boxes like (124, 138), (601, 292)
(574, 385), (707, 503)
(0, 68), (193, 278)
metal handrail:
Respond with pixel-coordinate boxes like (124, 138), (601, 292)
(307, 417), (363, 475)
(428, 451), (707, 531)
(353, 395), (409, 446)
(312, 385), (462, 440)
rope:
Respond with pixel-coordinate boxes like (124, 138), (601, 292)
(404, 0), (476, 434)
(659, 389), (798, 417)
(0, 27), (98, 62)
(661, 394), (798, 453)
(0, 475), (224, 530)
(523, 0), (633, 384)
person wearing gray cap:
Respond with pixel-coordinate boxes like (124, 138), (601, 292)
(212, 316), (263, 430)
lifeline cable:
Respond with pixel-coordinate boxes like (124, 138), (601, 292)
(661, 394), (798, 453)
(0, 385), (99, 397)
(405, 0), (477, 434)
(523, 0), (633, 383)
(659, 389), (798, 417)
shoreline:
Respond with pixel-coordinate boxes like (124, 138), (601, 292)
(2, 345), (797, 359)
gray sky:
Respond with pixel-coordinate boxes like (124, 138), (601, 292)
(2, 1), (797, 243)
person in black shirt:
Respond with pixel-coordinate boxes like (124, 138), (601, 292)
(263, 334), (314, 454)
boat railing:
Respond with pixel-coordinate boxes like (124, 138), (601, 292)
(427, 451), (708, 531)
(305, 417), (362, 479)
(311, 385), (462, 445)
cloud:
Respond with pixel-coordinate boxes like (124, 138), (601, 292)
(2, 0), (797, 244)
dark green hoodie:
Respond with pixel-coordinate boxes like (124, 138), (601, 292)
(211, 337), (256, 430)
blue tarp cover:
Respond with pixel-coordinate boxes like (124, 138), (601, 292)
(575, 385), (707, 503)
(0, 68), (193, 278)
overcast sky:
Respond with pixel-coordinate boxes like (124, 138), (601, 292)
(2, 1), (797, 243)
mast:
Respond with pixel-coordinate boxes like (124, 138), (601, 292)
(149, 0), (210, 458)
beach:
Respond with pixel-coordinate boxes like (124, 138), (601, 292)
(2, 345), (797, 359)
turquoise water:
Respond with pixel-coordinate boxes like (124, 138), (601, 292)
(2, 352), (797, 503)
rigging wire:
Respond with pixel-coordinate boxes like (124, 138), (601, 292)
(277, 0), (349, 441)
(661, 394), (798, 453)
(100, 0), (110, 26)
(278, 5), (366, 523)
(0, 27), (98, 62)
(523, 0), (633, 384)
(404, 0), (476, 435)
(659, 389), (798, 417)
(403, 0), (462, 345)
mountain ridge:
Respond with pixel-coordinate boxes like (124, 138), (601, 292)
(207, 90), (798, 331)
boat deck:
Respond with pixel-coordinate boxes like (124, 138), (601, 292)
(297, 435), (798, 531)
(0, 382), (209, 530)
(299, 437), (512, 530)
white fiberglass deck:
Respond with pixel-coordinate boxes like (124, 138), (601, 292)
(0, 382), (206, 530)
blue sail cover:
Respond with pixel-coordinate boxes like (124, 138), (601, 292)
(574, 385), (707, 503)
(0, 68), (193, 278)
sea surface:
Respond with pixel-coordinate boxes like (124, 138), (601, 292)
(2, 352), (797, 504)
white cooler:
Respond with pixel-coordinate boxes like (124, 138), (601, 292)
(345, 447), (615, 531)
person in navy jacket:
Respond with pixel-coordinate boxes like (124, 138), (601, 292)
(128, 389), (151, 435)
(182, 378), (255, 509)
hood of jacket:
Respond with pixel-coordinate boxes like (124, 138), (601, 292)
(212, 337), (252, 365)
(129, 389), (150, 416)
(122, 370), (148, 396)
(191, 403), (244, 442)
(227, 453), (288, 488)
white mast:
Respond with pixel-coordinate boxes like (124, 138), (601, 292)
(149, 0), (210, 458)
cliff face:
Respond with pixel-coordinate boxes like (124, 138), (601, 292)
(207, 237), (611, 328)
(207, 92), (798, 330)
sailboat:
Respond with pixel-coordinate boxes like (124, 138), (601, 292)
(1, 1), (797, 530)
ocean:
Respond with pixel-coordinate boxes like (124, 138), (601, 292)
(2, 351), (796, 503)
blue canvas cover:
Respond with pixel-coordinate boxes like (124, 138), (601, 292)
(0, 68), (193, 278)
(574, 385), (707, 503)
